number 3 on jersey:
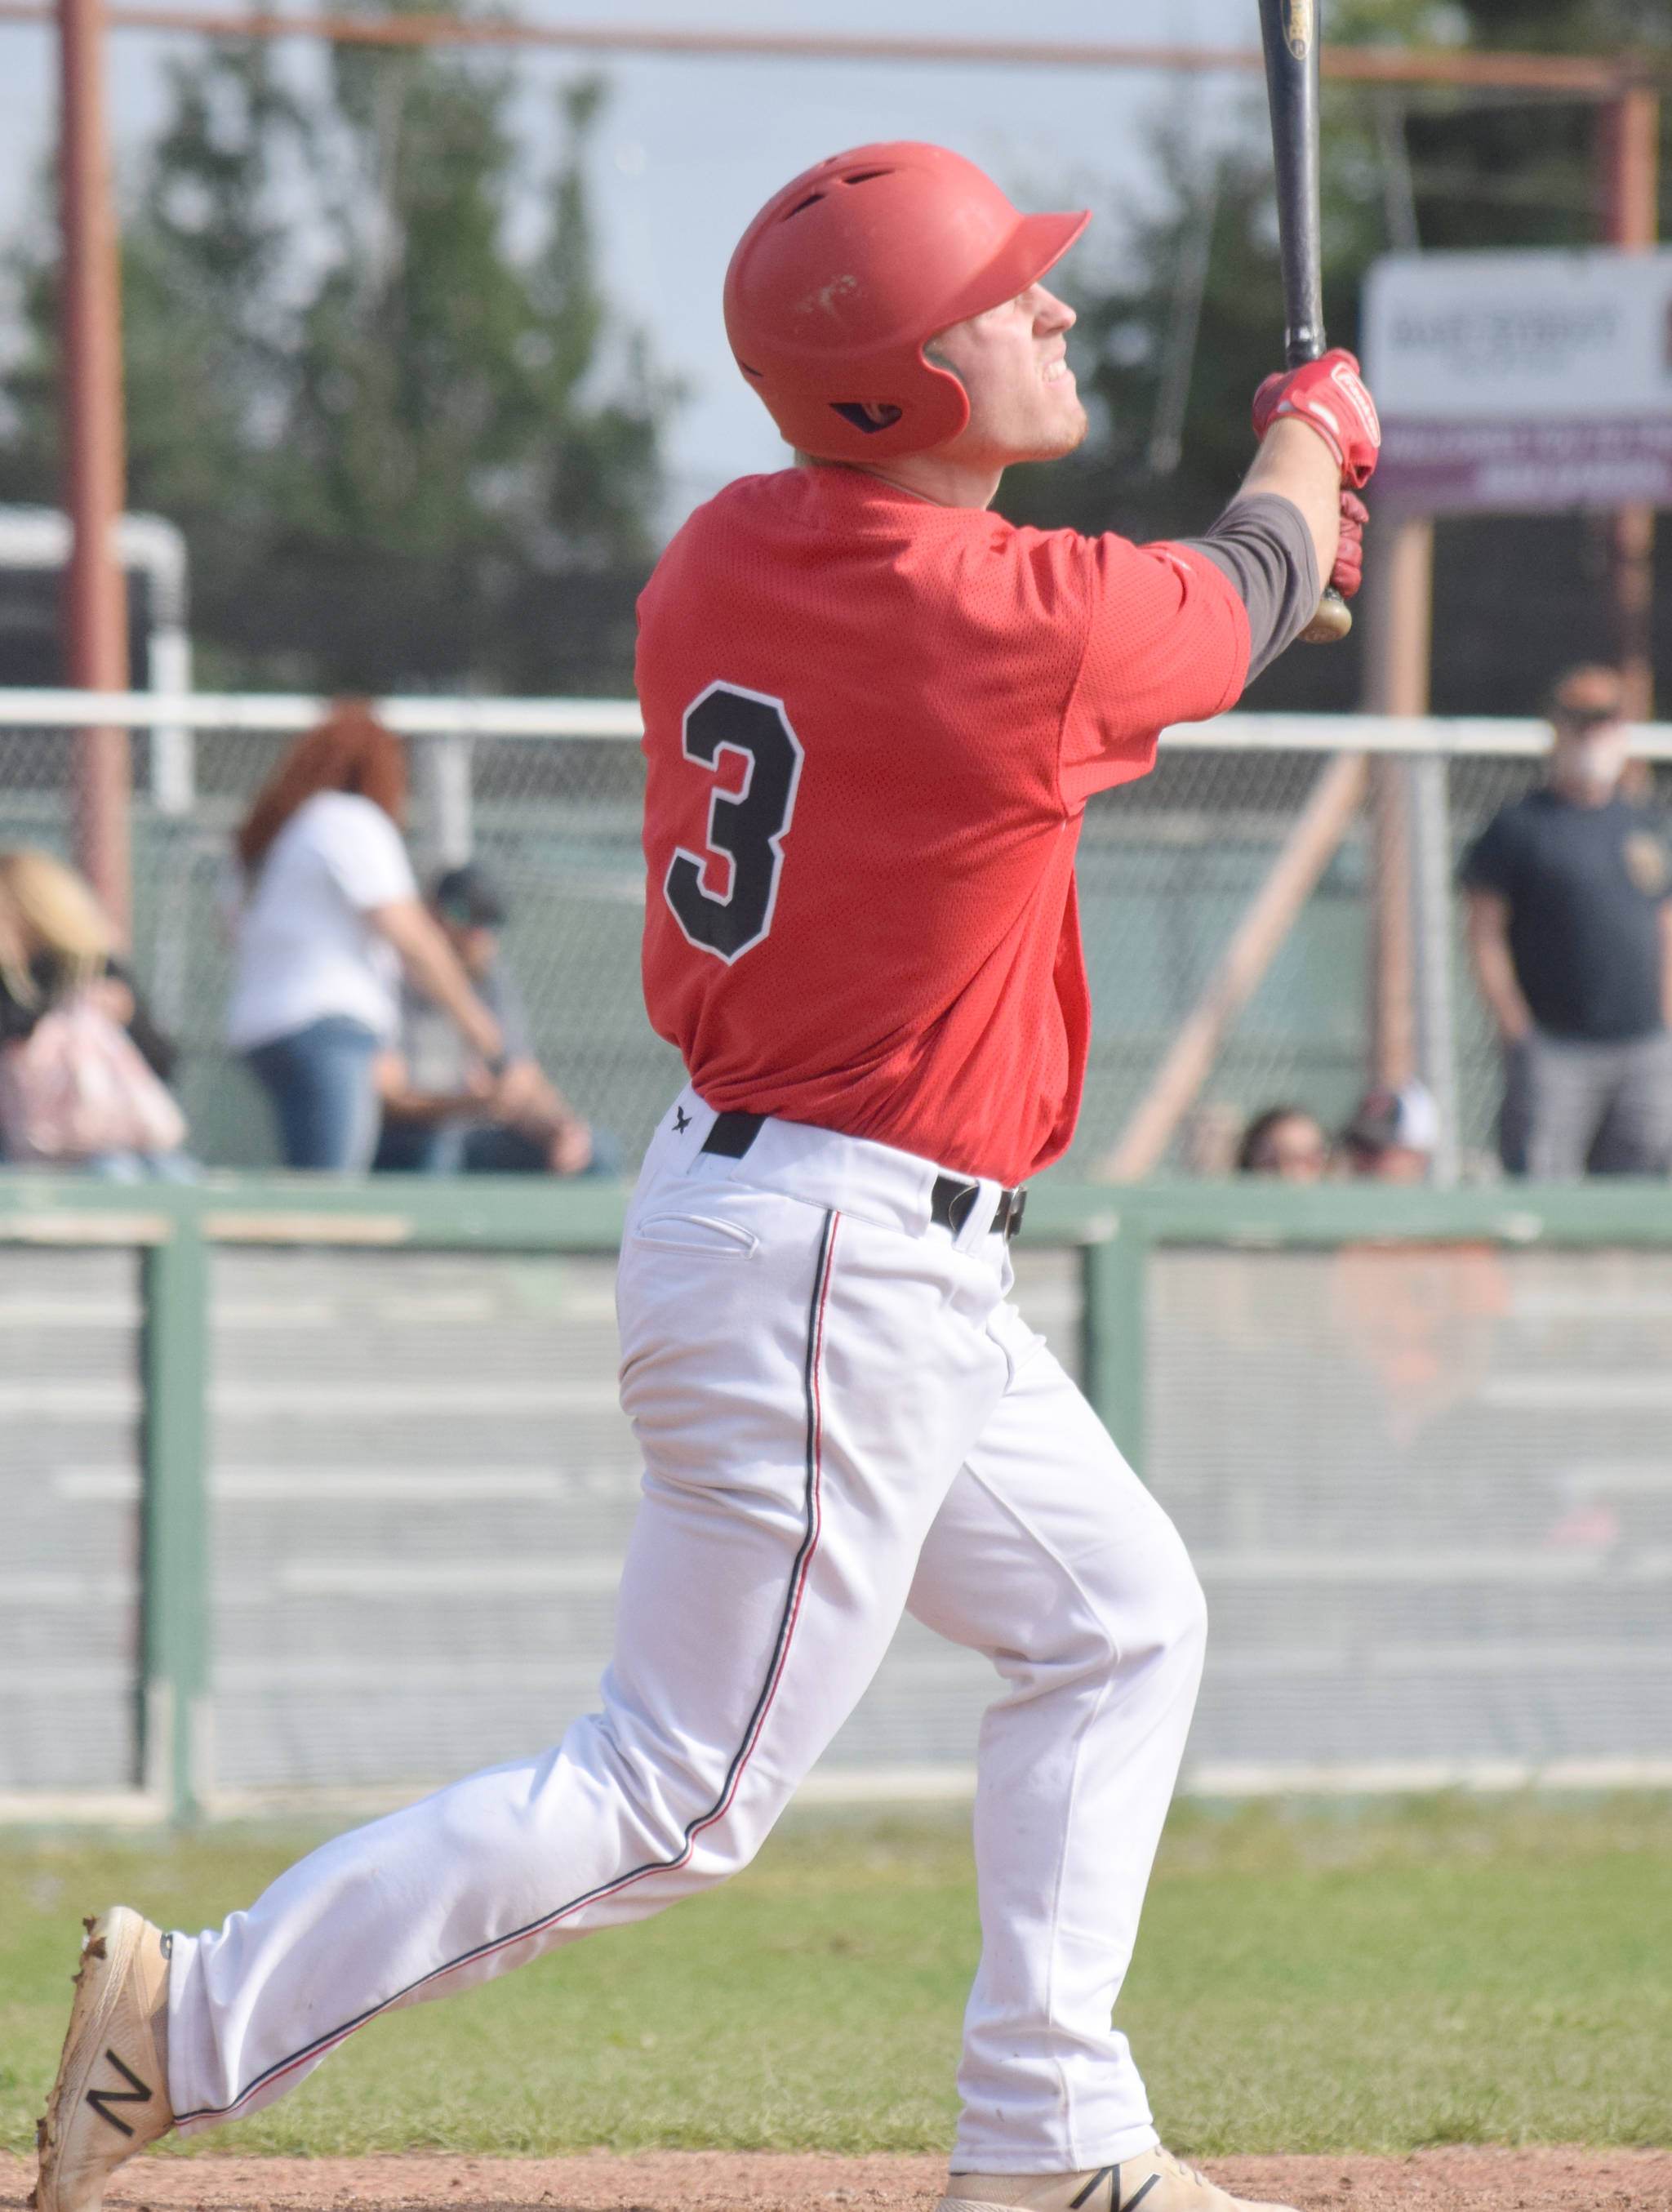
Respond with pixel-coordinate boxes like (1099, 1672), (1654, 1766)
(664, 681), (804, 963)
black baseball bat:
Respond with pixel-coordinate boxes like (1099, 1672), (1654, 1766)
(1257, 0), (1352, 644)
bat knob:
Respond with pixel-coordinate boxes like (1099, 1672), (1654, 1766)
(1299, 585), (1352, 645)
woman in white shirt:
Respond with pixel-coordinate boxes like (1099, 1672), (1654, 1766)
(226, 705), (502, 1170)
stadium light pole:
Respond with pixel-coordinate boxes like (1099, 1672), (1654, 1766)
(57, 0), (131, 942)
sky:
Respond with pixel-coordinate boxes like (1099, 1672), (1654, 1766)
(0, 0), (1259, 531)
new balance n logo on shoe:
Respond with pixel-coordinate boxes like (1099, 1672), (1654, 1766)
(1070, 2172), (1160, 2212)
(85, 2051), (152, 2138)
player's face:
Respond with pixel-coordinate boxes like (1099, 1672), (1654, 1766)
(929, 283), (1087, 467)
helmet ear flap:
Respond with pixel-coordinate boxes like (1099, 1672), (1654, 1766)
(794, 354), (965, 461)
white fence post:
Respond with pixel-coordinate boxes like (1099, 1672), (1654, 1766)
(414, 730), (474, 873)
(1409, 751), (1460, 1186)
(147, 626), (194, 816)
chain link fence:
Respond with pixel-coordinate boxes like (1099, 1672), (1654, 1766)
(0, 705), (682, 1170)
(1074, 738), (1660, 1174)
(0, 699), (1665, 1175)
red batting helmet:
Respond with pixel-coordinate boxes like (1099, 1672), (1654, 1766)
(723, 141), (1090, 463)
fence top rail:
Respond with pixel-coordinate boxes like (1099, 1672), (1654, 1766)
(1022, 1177), (1672, 1246)
(5, 1171), (1672, 1248)
(0, 689), (646, 738)
(0, 691), (1664, 759)
(1158, 713), (1592, 756)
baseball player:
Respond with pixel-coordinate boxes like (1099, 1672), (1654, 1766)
(35, 143), (1378, 2212)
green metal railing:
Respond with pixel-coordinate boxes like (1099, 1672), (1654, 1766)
(7, 1168), (1672, 1823)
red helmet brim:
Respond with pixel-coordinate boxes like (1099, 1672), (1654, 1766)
(933, 208), (1092, 335)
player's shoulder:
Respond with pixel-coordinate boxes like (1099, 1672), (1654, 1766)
(640, 471), (813, 609)
(660, 468), (825, 550)
(666, 467), (1105, 555)
(984, 515), (1219, 640)
(643, 470), (1144, 653)
(994, 511), (1188, 583)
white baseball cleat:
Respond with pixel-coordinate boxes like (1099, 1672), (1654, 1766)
(938, 2149), (1299, 2212)
(33, 1908), (174, 2212)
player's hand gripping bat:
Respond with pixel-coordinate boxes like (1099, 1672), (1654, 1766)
(1257, 0), (1354, 644)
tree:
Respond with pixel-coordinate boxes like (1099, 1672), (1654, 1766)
(123, 44), (301, 616)
(0, 40), (671, 693)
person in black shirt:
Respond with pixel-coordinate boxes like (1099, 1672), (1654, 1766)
(1461, 665), (1672, 1177)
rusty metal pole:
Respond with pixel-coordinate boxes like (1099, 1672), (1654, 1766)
(1599, 82), (1659, 718)
(1359, 513), (1434, 1088)
(58, 0), (131, 941)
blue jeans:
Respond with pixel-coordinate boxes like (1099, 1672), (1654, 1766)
(89, 1150), (199, 1183)
(245, 1017), (382, 1172)
(373, 1116), (621, 1177)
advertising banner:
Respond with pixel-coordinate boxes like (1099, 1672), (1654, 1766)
(1363, 247), (1672, 513)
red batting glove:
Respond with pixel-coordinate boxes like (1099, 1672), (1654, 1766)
(1331, 489), (1368, 599)
(1252, 348), (1381, 489)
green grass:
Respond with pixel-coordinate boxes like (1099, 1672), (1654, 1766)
(2, 1797), (1669, 2160)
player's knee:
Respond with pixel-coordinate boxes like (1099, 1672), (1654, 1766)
(1166, 1543), (1209, 1670)
(1144, 1502), (1207, 1643)
(1110, 1515), (1207, 1690)
(687, 1800), (780, 1885)
(586, 1721), (788, 1887)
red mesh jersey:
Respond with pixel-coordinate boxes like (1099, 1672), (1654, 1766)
(637, 467), (1250, 1186)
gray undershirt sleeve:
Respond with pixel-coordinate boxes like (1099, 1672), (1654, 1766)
(1175, 492), (1321, 684)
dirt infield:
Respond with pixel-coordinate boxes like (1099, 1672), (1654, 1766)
(3, 2150), (1670, 2212)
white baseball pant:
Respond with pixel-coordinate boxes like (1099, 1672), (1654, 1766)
(167, 1088), (1207, 2171)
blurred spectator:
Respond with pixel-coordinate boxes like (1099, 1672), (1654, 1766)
(0, 849), (189, 1175)
(225, 705), (503, 1171)
(1341, 1081), (1438, 1182)
(373, 863), (611, 1177)
(1461, 664), (1672, 1178)
(1236, 1104), (1327, 1181)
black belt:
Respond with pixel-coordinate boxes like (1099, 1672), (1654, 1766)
(700, 1110), (1025, 1241)
(701, 1110), (767, 1157)
(932, 1177), (1026, 1240)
